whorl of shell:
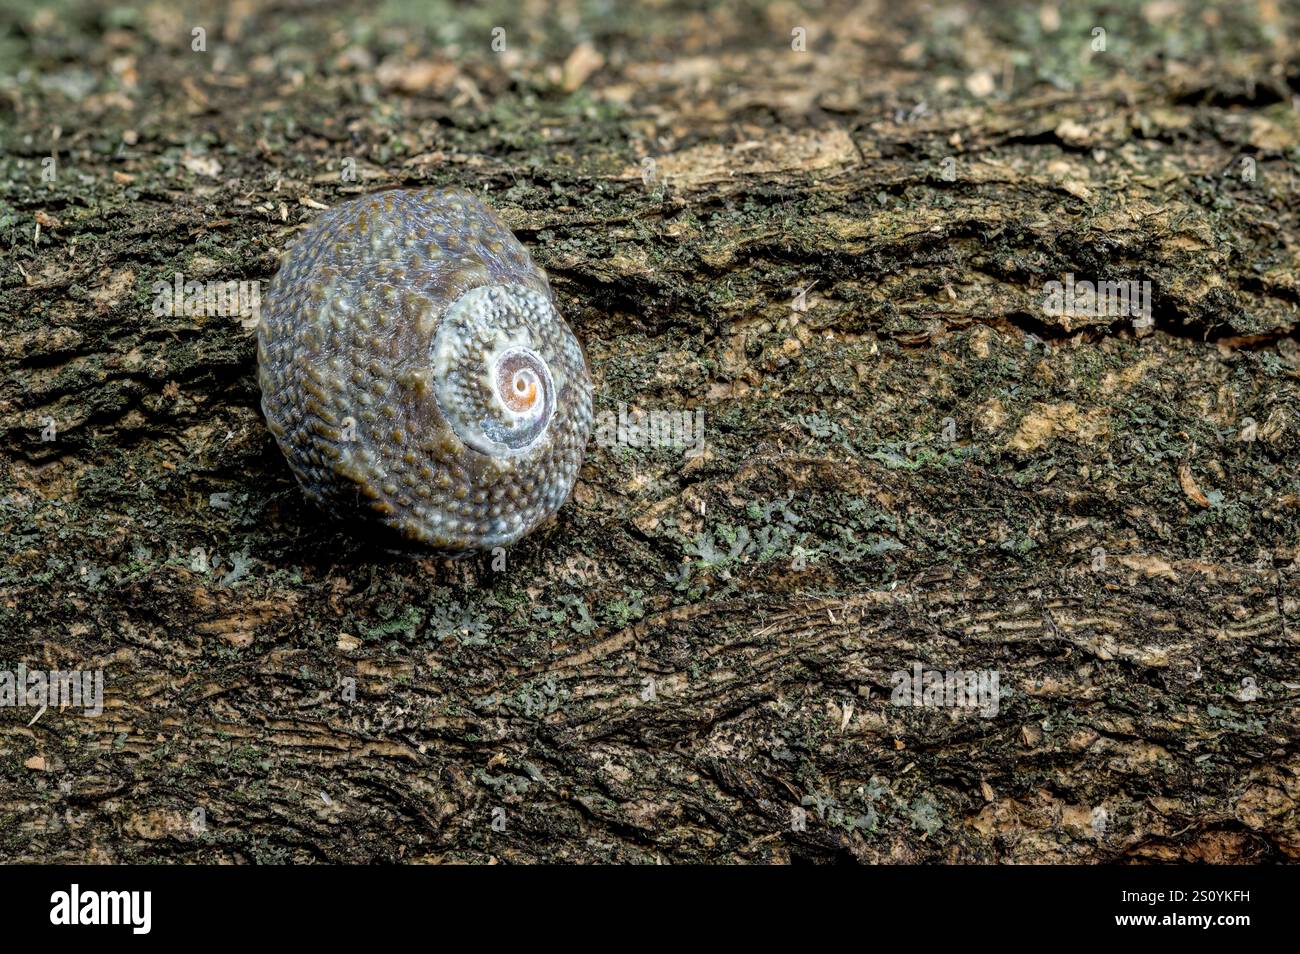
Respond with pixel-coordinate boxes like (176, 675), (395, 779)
(256, 187), (593, 552)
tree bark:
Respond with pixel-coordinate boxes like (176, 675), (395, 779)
(1, 0), (1298, 863)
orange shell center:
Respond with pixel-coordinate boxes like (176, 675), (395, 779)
(498, 358), (542, 413)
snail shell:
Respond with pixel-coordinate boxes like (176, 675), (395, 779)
(257, 187), (593, 552)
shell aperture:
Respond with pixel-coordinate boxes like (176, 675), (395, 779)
(256, 187), (593, 553)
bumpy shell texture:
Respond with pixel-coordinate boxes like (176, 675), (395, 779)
(257, 187), (593, 552)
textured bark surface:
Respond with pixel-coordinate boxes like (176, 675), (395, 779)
(1, 0), (1298, 863)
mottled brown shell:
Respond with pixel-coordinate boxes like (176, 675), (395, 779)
(257, 187), (593, 552)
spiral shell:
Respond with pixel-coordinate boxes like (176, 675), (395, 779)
(256, 187), (593, 552)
